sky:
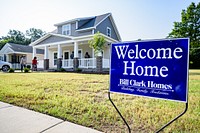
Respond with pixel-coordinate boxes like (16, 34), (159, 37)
(0, 0), (199, 41)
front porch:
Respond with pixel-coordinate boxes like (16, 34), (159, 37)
(5, 53), (32, 69)
(30, 33), (115, 71)
(37, 58), (109, 69)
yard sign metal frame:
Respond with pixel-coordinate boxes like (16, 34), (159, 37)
(108, 38), (189, 133)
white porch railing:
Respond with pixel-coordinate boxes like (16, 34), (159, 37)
(103, 59), (110, 68)
(62, 58), (97, 68)
(78, 58), (109, 68)
(79, 58), (96, 68)
(11, 63), (21, 69)
(11, 63), (32, 69)
(62, 59), (73, 68)
(36, 58), (110, 69)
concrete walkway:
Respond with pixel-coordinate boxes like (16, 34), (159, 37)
(0, 101), (103, 133)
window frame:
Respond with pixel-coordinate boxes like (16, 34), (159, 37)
(53, 52), (58, 66)
(62, 24), (71, 35)
(107, 27), (111, 37)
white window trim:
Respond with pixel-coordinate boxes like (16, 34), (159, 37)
(107, 27), (111, 37)
(62, 24), (71, 35)
(53, 51), (57, 67)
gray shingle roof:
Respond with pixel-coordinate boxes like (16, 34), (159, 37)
(8, 43), (44, 54)
(54, 13), (111, 30)
(77, 13), (110, 30)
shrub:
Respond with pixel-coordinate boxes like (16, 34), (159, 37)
(59, 68), (66, 72)
(76, 68), (82, 72)
(26, 65), (31, 69)
(189, 48), (200, 69)
(24, 67), (30, 73)
(8, 68), (15, 73)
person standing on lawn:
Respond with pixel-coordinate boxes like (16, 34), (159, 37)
(32, 57), (37, 71)
(20, 56), (26, 72)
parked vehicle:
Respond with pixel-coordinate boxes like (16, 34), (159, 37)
(0, 60), (12, 72)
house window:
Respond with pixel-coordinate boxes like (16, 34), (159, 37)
(107, 27), (111, 37)
(0, 56), (3, 61)
(63, 51), (69, 59)
(53, 52), (57, 66)
(62, 24), (71, 35)
(4, 54), (6, 61)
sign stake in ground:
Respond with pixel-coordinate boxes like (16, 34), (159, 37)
(109, 38), (189, 133)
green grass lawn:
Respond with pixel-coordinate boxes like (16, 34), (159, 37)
(0, 70), (199, 133)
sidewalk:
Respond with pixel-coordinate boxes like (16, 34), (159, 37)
(0, 101), (103, 133)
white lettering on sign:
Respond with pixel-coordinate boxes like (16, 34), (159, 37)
(114, 45), (183, 77)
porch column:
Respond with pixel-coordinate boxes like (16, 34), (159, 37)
(6, 55), (9, 62)
(44, 45), (49, 70)
(74, 41), (78, 58)
(92, 48), (95, 68)
(32, 47), (36, 59)
(57, 44), (62, 70)
(73, 41), (79, 70)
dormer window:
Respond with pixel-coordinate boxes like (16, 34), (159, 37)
(107, 27), (111, 37)
(62, 24), (71, 35)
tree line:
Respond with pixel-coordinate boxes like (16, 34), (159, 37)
(168, 2), (200, 68)
(0, 28), (46, 49)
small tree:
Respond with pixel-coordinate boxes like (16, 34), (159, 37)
(88, 32), (106, 56)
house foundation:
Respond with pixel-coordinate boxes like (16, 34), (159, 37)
(96, 56), (102, 72)
(73, 58), (79, 70)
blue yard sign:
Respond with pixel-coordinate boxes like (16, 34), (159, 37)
(110, 38), (189, 102)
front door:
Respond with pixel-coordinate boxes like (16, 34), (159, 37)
(63, 51), (69, 60)
(63, 51), (70, 67)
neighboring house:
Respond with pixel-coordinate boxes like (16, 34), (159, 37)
(0, 43), (44, 69)
(30, 13), (121, 70)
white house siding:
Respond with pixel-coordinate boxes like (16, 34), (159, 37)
(25, 53), (32, 64)
(78, 44), (93, 58)
(0, 48), (13, 62)
(62, 46), (74, 55)
(36, 54), (44, 61)
(26, 54), (44, 64)
(103, 46), (110, 59)
(48, 48), (57, 68)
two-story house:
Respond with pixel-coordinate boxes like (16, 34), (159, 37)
(30, 13), (121, 70)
